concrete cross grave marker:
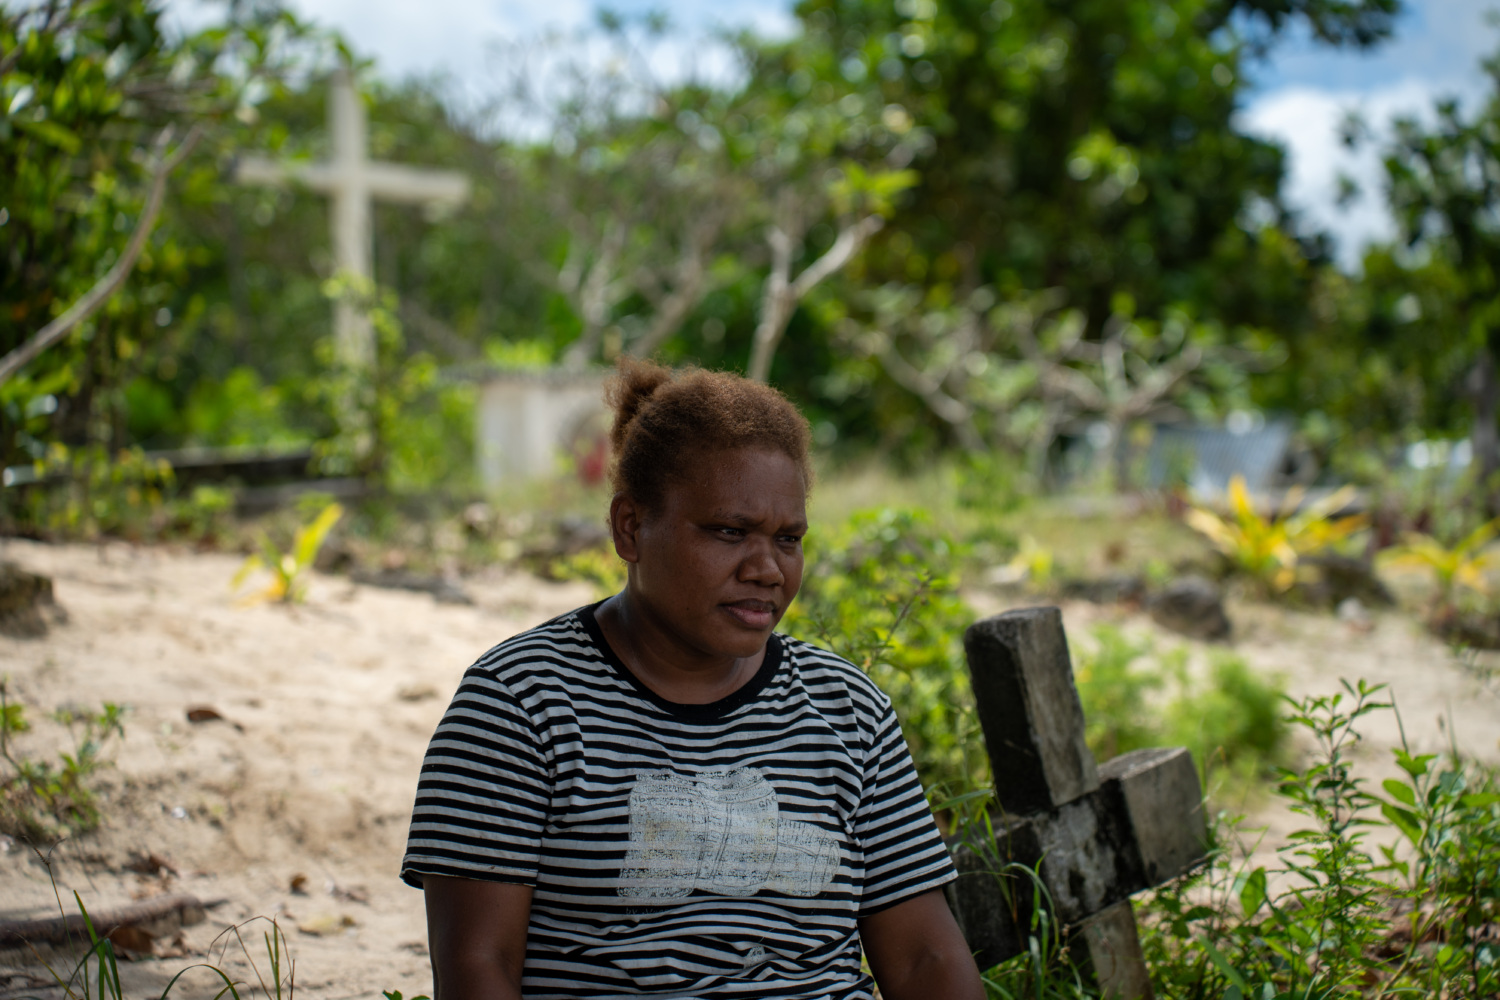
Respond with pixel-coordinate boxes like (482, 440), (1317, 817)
(946, 607), (1207, 999)
(233, 67), (470, 376)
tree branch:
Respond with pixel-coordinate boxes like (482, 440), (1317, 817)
(747, 214), (883, 382)
(790, 215), (883, 299)
(0, 124), (202, 386)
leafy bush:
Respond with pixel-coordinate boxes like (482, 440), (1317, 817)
(183, 367), (305, 449)
(312, 276), (476, 492)
(1142, 680), (1500, 1000)
(1162, 654), (1287, 788)
(0, 678), (126, 843)
(1074, 627), (1167, 760)
(5, 444), (174, 540)
(781, 508), (988, 800)
(163, 484), (236, 544)
(536, 544), (628, 597)
(1074, 626), (1289, 786)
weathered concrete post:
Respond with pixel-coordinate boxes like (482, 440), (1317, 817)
(947, 607), (1207, 999)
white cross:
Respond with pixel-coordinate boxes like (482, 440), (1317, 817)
(233, 67), (470, 371)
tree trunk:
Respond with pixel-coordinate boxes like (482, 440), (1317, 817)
(1473, 335), (1500, 516)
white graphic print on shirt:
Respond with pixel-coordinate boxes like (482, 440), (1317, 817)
(619, 768), (841, 899)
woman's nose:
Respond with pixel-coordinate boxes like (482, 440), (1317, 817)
(738, 541), (785, 585)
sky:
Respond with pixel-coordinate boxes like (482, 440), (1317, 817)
(168, 0), (1500, 271)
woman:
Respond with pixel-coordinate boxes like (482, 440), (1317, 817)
(402, 359), (984, 1000)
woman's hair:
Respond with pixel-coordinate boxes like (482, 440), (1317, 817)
(605, 357), (812, 511)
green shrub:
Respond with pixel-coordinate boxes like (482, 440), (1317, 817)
(537, 545), (628, 597)
(0, 679), (126, 843)
(1163, 653), (1288, 786)
(781, 507), (988, 801)
(5, 444), (174, 540)
(1073, 626), (1289, 786)
(1074, 626), (1167, 760)
(1141, 680), (1500, 999)
(183, 367), (304, 449)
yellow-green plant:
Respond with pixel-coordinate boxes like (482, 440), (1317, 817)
(232, 503), (344, 604)
(1378, 518), (1500, 611)
(993, 534), (1055, 590)
(1185, 476), (1366, 593)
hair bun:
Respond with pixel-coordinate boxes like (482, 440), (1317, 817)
(605, 357), (673, 454)
(603, 355), (812, 509)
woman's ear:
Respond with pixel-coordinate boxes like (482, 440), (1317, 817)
(609, 493), (642, 564)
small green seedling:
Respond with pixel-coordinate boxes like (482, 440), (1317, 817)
(232, 502), (344, 604)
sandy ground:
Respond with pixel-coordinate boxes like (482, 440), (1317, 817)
(0, 539), (1496, 999)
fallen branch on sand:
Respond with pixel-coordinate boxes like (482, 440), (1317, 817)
(0, 893), (223, 949)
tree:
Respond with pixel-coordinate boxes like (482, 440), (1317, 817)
(1375, 73), (1500, 510)
(769, 0), (1402, 454)
(0, 0), (320, 488)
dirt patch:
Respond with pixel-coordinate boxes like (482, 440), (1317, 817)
(0, 538), (592, 999)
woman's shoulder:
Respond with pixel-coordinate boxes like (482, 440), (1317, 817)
(466, 605), (604, 686)
(776, 632), (893, 710)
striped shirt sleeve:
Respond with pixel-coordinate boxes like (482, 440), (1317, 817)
(400, 665), (551, 888)
(854, 698), (957, 915)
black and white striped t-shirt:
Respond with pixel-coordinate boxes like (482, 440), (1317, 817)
(401, 603), (956, 999)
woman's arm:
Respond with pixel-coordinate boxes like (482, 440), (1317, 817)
(423, 875), (534, 1000)
(859, 889), (986, 1000)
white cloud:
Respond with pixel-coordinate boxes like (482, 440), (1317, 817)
(1240, 77), (1486, 270)
(165, 0), (794, 127)
(166, 0), (791, 91)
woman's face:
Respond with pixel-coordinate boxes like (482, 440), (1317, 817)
(615, 446), (807, 669)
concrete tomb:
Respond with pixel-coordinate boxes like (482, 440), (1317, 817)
(475, 369), (610, 490)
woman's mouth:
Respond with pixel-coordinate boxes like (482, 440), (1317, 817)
(722, 600), (776, 628)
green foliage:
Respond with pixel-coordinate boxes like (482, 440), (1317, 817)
(312, 276), (476, 491)
(163, 484), (235, 544)
(1163, 654), (1287, 787)
(1376, 741), (1500, 998)
(0, 678), (126, 843)
(0, 0), (1452, 500)
(1073, 626), (1288, 785)
(781, 508), (986, 798)
(975, 862), (1093, 1000)
(535, 545), (628, 598)
(1074, 627), (1168, 760)
(232, 502), (343, 604)
(952, 679), (1500, 998)
(949, 449), (1033, 515)
(7, 443), (174, 540)
(182, 367), (305, 449)
(1142, 680), (1500, 999)
(26, 883), (296, 1000)
(0, 0), (325, 502)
